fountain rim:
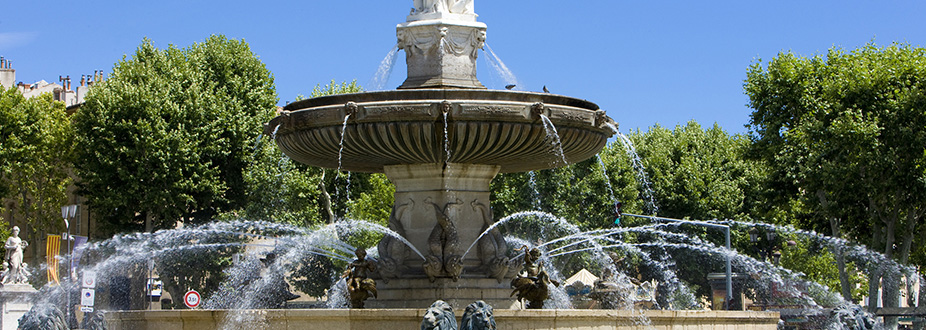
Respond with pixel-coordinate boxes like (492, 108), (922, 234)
(268, 88), (615, 173)
(282, 89), (601, 113)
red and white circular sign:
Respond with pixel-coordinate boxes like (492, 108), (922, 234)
(183, 290), (201, 308)
(82, 271), (96, 288)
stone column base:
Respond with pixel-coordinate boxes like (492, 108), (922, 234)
(0, 284), (37, 330)
(365, 278), (518, 309)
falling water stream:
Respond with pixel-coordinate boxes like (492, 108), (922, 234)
(527, 171), (542, 210)
(615, 132), (659, 215)
(335, 114), (353, 217)
(369, 45), (400, 91)
(538, 114), (568, 166)
(483, 43), (520, 90)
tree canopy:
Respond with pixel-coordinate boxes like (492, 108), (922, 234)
(72, 35), (277, 234)
(745, 42), (926, 318)
(0, 86), (73, 239)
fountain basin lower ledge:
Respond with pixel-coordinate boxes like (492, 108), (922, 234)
(104, 309), (780, 330)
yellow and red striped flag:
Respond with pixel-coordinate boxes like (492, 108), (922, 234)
(46, 234), (60, 285)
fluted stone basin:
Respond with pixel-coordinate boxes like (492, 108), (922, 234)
(268, 89), (615, 173)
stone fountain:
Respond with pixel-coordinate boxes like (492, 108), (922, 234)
(101, 2), (783, 329)
(267, 0), (615, 309)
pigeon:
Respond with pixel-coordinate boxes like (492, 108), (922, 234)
(542, 85), (550, 93)
(505, 84), (516, 90)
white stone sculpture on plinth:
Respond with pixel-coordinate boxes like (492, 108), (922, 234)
(413, 0), (474, 15)
(2, 226), (29, 285)
(0, 226), (36, 330)
(400, 0), (486, 89)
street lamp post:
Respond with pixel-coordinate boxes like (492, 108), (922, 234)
(749, 227), (779, 262)
(61, 204), (77, 329)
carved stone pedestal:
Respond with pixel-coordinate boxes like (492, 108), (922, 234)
(0, 284), (37, 330)
(397, 19), (486, 89)
(377, 163), (510, 283)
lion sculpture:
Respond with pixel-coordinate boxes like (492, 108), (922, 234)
(460, 300), (496, 330)
(421, 300), (457, 330)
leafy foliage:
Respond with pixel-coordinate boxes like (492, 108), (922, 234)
(289, 252), (336, 299)
(630, 122), (767, 221)
(72, 35), (277, 235)
(778, 237), (868, 302)
(745, 42), (926, 313)
(0, 87), (73, 237)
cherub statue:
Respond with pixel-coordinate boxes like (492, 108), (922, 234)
(509, 246), (559, 308)
(344, 248), (377, 308)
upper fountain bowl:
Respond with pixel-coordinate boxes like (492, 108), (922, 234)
(267, 89), (616, 173)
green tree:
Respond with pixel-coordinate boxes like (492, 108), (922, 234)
(0, 87), (73, 251)
(490, 143), (641, 234)
(72, 35), (277, 235)
(745, 43), (926, 324)
(604, 122), (768, 303)
(71, 35), (275, 309)
(778, 237), (868, 302)
(237, 139), (325, 227)
(631, 121), (767, 221)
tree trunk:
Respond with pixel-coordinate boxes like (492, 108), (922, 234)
(880, 195), (900, 330)
(916, 221), (926, 330)
(145, 212), (154, 233)
(817, 190), (854, 301)
(320, 171), (335, 224)
(868, 203), (883, 313)
(900, 211), (918, 308)
(829, 218), (854, 302)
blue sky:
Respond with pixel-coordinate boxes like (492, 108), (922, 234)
(3, 1), (926, 134)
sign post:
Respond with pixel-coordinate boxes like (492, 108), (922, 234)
(80, 289), (95, 312)
(80, 271), (97, 312)
(82, 271), (96, 288)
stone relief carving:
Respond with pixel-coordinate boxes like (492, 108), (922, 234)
(400, 28), (438, 58)
(399, 26), (485, 61)
(376, 199), (414, 281)
(530, 102), (546, 120)
(471, 199), (509, 282)
(556, 110), (589, 123)
(441, 28), (485, 59)
(423, 197), (464, 282)
(596, 109), (618, 131)
(344, 101), (359, 117)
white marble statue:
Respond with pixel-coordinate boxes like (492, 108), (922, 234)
(2, 226), (29, 285)
(414, 0), (474, 15)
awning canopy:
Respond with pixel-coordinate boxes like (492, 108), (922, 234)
(565, 269), (599, 287)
